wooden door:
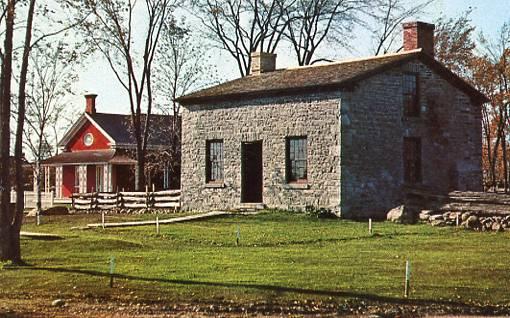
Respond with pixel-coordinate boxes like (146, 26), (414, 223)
(241, 141), (263, 203)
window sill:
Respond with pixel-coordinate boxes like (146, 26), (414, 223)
(284, 183), (309, 190)
(205, 182), (225, 189)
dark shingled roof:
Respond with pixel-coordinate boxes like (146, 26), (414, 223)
(89, 113), (177, 146)
(177, 49), (488, 104)
(42, 150), (136, 165)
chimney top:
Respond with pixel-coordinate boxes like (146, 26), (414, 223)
(403, 21), (435, 57)
(85, 93), (98, 114)
(250, 52), (277, 75)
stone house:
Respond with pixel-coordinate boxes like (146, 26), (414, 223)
(177, 22), (488, 218)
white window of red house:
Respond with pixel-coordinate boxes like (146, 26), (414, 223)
(83, 133), (94, 147)
(286, 136), (307, 183)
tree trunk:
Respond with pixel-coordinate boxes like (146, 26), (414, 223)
(10, 0), (37, 263)
(35, 161), (42, 214)
(0, 0), (16, 261)
(135, 141), (146, 191)
(490, 131), (501, 193)
(502, 131), (508, 192)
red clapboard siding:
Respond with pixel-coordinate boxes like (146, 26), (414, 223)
(68, 121), (111, 151)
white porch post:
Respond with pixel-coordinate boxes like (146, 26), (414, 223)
(104, 164), (112, 192)
(55, 166), (63, 198)
(79, 165), (87, 193)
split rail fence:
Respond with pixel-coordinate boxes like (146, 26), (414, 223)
(71, 189), (181, 210)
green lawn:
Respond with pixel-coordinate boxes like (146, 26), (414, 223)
(2, 211), (510, 310)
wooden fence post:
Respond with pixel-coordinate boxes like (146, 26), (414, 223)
(145, 185), (149, 210)
(151, 184), (155, 209)
(116, 187), (119, 209)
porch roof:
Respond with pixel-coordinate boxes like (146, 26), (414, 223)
(42, 150), (136, 166)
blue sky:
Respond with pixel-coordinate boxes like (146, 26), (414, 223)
(72, 0), (509, 115)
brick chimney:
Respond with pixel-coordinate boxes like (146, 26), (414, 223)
(250, 52), (277, 75)
(84, 93), (97, 114)
(403, 21), (435, 57)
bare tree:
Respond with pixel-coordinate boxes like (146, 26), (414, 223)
(371, 0), (435, 56)
(73, 0), (178, 190)
(193, 0), (291, 77)
(282, 0), (369, 66)
(24, 42), (78, 214)
(0, 0), (87, 262)
(153, 21), (218, 188)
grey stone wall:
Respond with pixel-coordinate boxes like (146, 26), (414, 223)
(181, 58), (482, 218)
(181, 93), (341, 212)
(339, 59), (482, 218)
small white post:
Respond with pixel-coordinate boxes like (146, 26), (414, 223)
(456, 214), (460, 227)
(36, 211), (41, 226)
(404, 260), (411, 298)
(102, 211), (105, 229)
(156, 216), (160, 235)
(368, 218), (373, 235)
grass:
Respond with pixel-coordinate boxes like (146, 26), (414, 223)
(2, 211), (510, 310)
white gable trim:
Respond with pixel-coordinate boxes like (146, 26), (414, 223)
(84, 113), (116, 146)
(57, 115), (88, 148)
(57, 113), (116, 148)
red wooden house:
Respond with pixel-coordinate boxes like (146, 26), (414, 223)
(42, 94), (179, 199)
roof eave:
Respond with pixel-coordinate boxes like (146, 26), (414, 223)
(178, 53), (420, 105)
(179, 51), (489, 106)
(416, 53), (490, 104)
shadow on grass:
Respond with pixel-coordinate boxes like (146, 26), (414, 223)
(17, 265), (485, 309)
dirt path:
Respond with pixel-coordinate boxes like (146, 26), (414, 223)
(1, 294), (509, 318)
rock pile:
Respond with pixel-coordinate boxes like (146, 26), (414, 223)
(418, 210), (510, 232)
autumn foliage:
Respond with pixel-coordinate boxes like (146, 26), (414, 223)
(433, 10), (510, 192)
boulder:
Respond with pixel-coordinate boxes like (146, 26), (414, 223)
(419, 213), (430, 221)
(52, 299), (65, 307)
(431, 220), (446, 227)
(492, 222), (504, 232)
(466, 215), (479, 229)
(420, 210), (432, 216)
(429, 214), (444, 221)
(445, 220), (455, 226)
(386, 205), (416, 224)
(461, 213), (471, 222)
